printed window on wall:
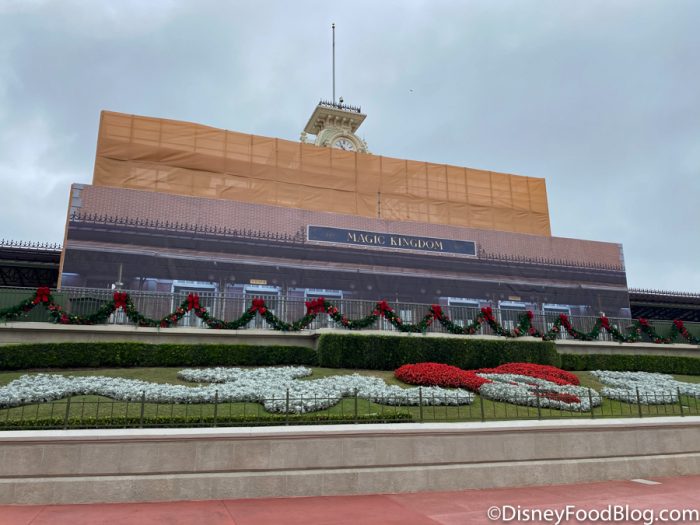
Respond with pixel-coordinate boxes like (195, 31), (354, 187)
(497, 301), (528, 331)
(543, 304), (572, 339)
(447, 298), (482, 328)
(243, 284), (282, 328)
(172, 281), (217, 327)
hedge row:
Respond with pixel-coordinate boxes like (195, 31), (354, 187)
(0, 412), (413, 431)
(316, 334), (560, 370)
(560, 353), (700, 376)
(0, 342), (317, 370)
(0, 336), (698, 375)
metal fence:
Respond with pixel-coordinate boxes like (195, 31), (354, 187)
(1, 286), (699, 341)
(1, 390), (697, 430)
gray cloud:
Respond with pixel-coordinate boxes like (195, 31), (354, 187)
(0, 0), (698, 290)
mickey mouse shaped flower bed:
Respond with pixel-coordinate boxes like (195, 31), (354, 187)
(0, 367), (475, 414)
(395, 362), (600, 412)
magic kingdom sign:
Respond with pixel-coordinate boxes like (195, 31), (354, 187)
(307, 225), (476, 257)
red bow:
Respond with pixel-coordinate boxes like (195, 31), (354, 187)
(431, 304), (443, 319)
(32, 287), (51, 305)
(558, 313), (571, 328)
(481, 306), (494, 321)
(376, 300), (392, 315)
(638, 318), (650, 327)
(113, 292), (128, 310)
(250, 297), (267, 315)
(305, 297), (326, 315)
(526, 310), (534, 320)
(600, 316), (611, 330)
(673, 319), (689, 336)
(186, 293), (200, 311)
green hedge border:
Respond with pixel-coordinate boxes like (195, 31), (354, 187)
(0, 336), (698, 375)
(0, 343), (318, 370)
(316, 334), (560, 369)
(0, 412), (413, 431)
(560, 353), (700, 375)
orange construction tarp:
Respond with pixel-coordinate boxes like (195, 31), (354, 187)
(92, 111), (551, 236)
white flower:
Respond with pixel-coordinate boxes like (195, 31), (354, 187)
(476, 373), (601, 412)
(0, 367), (474, 414)
(591, 371), (700, 404)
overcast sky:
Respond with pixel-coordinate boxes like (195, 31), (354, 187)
(1, 0), (698, 291)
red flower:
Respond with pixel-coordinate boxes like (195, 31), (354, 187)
(113, 292), (128, 310)
(32, 287), (51, 305)
(395, 363), (491, 391)
(59, 313), (70, 324)
(186, 293), (200, 311)
(536, 391), (581, 404)
(475, 363), (580, 386)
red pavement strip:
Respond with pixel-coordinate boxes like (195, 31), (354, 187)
(1, 476), (699, 525)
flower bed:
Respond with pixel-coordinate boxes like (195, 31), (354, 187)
(475, 363), (580, 386)
(476, 373), (598, 412)
(395, 362), (597, 411)
(0, 367), (474, 414)
(394, 363), (489, 391)
(591, 370), (700, 404)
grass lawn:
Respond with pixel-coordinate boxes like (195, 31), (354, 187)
(1, 367), (698, 428)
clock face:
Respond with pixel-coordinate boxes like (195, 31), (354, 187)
(333, 137), (356, 151)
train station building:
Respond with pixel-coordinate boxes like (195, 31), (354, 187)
(59, 105), (630, 318)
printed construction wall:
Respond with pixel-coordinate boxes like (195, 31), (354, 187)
(92, 111), (551, 236)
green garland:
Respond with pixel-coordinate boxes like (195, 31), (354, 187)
(1, 288), (698, 345)
(541, 313), (700, 345)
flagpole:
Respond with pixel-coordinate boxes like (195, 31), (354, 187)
(332, 23), (336, 103)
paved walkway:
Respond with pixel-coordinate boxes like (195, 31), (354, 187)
(1, 476), (699, 524)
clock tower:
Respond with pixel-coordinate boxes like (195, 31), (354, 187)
(301, 99), (369, 153)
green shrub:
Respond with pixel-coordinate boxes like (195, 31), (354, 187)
(560, 353), (700, 375)
(0, 342), (317, 370)
(3, 338), (698, 376)
(0, 412), (412, 430)
(316, 333), (560, 370)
